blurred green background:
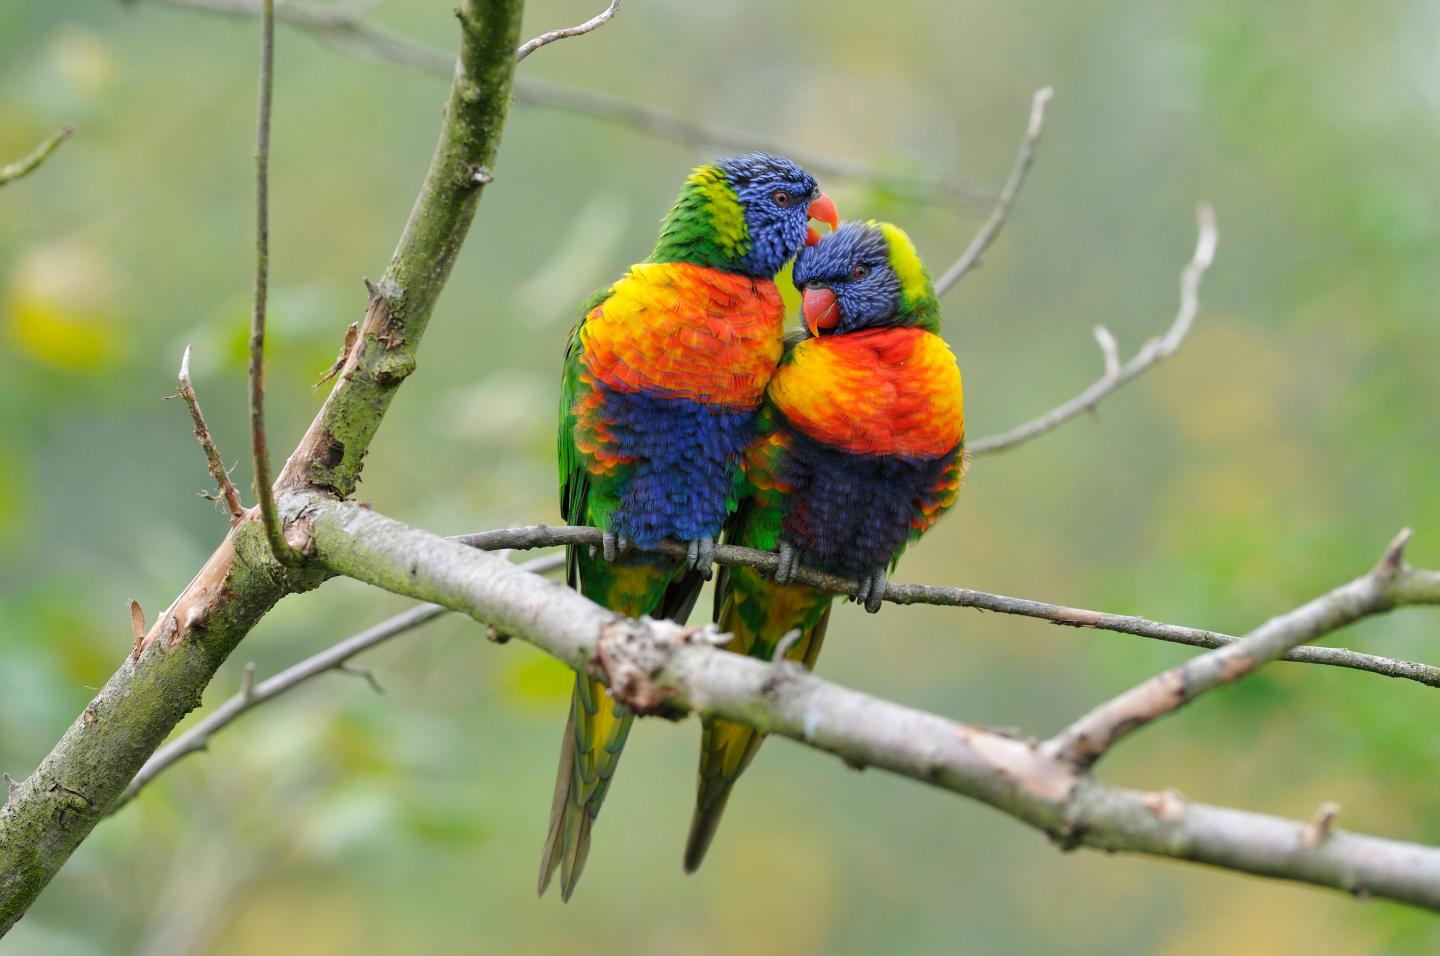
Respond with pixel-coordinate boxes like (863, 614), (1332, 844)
(3, 0), (1439, 952)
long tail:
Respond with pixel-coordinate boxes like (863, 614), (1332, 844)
(537, 672), (633, 900)
(538, 560), (703, 900)
(684, 582), (830, 873)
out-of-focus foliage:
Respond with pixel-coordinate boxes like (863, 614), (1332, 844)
(2, 1), (1437, 953)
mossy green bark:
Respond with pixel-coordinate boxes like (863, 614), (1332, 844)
(0, 0), (524, 934)
(281, 0), (524, 501)
(0, 523), (306, 932)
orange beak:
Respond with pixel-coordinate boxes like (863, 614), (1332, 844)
(804, 192), (840, 246)
(802, 287), (840, 337)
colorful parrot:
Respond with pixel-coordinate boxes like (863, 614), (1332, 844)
(684, 220), (966, 872)
(541, 154), (840, 900)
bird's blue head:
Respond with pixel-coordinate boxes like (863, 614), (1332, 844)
(791, 220), (939, 336)
(652, 153), (839, 278)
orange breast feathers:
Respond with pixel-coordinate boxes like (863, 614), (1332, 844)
(579, 261), (786, 408)
(768, 327), (964, 458)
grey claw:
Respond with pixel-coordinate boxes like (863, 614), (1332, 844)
(698, 537), (715, 579)
(617, 534), (632, 555)
(860, 570), (887, 614)
(587, 544), (598, 561)
(685, 536), (715, 579)
(602, 532), (618, 562)
(774, 541), (796, 584)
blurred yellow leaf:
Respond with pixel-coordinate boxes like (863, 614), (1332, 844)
(5, 241), (126, 370)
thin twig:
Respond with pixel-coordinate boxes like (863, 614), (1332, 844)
(0, 124), (75, 188)
(514, 78), (985, 209)
(135, 0), (986, 210)
(516, 0), (618, 62)
(247, 0), (297, 564)
(935, 87), (1052, 295)
(337, 662), (385, 694)
(452, 523), (1440, 690)
(112, 551), (565, 809)
(968, 203), (1218, 456)
(170, 346), (245, 522)
(1045, 529), (1417, 768)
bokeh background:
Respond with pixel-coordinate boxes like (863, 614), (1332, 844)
(3, 1), (1439, 953)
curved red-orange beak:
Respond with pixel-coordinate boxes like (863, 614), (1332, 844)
(804, 192), (840, 246)
(802, 287), (840, 337)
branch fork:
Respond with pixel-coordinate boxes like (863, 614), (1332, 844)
(1044, 528), (1420, 770)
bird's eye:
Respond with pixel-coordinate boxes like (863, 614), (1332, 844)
(851, 264), (870, 280)
(772, 190), (792, 207)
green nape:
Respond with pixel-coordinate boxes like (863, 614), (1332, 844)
(649, 165), (752, 272)
(877, 220), (941, 333)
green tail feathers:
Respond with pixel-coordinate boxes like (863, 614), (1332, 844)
(684, 716), (767, 873)
(537, 673), (633, 901)
(683, 579), (831, 873)
(538, 555), (700, 901)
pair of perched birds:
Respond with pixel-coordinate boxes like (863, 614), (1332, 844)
(541, 153), (965, 900)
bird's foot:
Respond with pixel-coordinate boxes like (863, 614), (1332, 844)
(773, 540), (801, 584)
(684, 536), (715, 579)
(599, 531), (632, 562)
(853, 568), (888, 614)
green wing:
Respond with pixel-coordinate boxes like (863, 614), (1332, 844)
(557, 284), (617, 587)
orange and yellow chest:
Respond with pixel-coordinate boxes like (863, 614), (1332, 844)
(579, 261), (785, 408)
(768, 327), (964, 458)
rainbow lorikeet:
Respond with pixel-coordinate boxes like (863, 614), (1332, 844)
(540, 154), (840, 900)
(684, 220), (966, 872)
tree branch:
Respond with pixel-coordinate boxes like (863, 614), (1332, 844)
(293, 494), (1440, 912)
(1045, 529), (1428, 768)
(0, 0), (526, 933)
(968, 202), (1218, 456)
(116, 517), (1440, 806)
(0, 124), (74, 188)
(451, 523), (1440, 690)
(515, 0), (618, 62)
(170, 346), (245, 522)
(934, 87), (1052, 296)
(248, 0), (298, 564)
(133, 0), (986, 210)
(111, 552), (565, 811)
(509, 77), (985, 210)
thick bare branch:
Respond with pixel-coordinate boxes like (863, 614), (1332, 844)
(934, 87), (1052, 296)
(121, 515), (1427, 806)
(969, 203), (1218, 456)
(135, 0), (986, 210)
(112, 552), (565, 810)
(454, 523), (1440, 690)
(0, 0), (526, 933)
(296, 495), (1440, 912)
(1046, 529), (1422, 768)
(171, 346), (245, 522)
(0, 124), (74, 188)
(516, 0), (618, 62)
